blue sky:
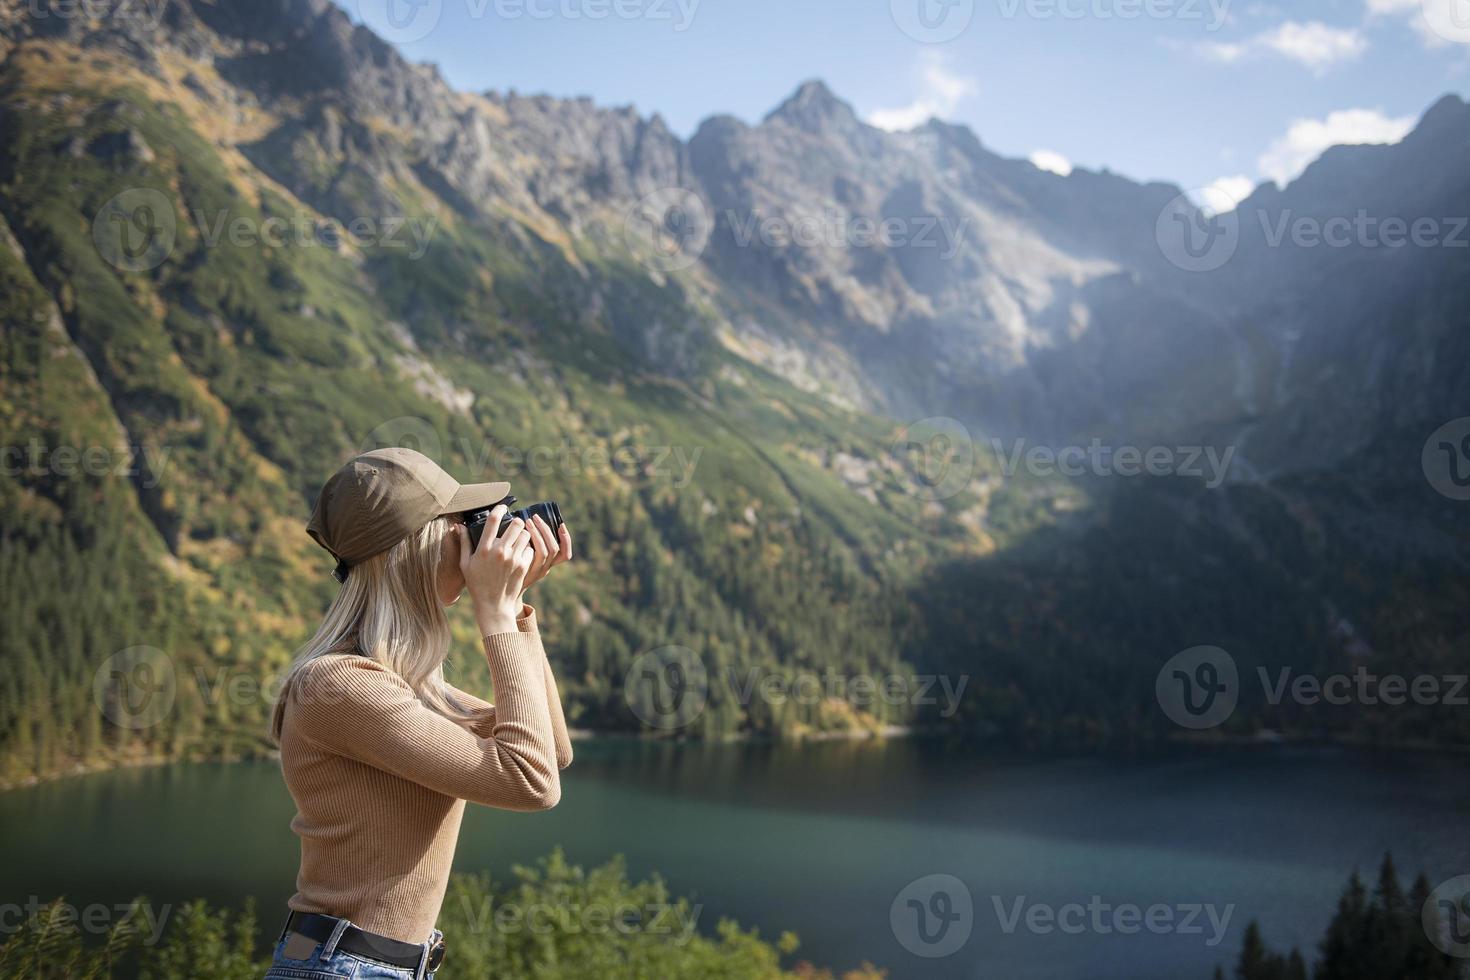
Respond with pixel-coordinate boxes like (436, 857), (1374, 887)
(341, 0), (1468, 202)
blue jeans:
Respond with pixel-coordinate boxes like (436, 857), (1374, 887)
(263, 923), (442, 980)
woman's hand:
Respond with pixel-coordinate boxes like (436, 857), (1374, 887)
(521, 515), (572, 595)
(456, 505), (535, 636)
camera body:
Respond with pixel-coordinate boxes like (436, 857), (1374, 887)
(464, 498), (564, 553)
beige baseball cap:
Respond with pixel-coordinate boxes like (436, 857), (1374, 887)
(307, 448), (510, 576)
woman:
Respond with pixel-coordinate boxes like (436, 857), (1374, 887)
(265, 447), (574, 980)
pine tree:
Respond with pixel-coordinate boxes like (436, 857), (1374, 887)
(1360, 854), (1409, 979)
(1227, 858), (1467, 980)
(1238, 921), (1276, 980)
(1315, 870), (1367, 980)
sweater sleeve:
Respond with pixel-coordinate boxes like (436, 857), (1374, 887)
(286, 637), (560, 811)
(519, 604), (574, 770)
(449, 605), (573, 769)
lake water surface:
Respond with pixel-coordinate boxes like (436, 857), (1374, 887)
(2, 739), (1467, 979)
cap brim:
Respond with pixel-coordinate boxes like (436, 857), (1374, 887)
(442, 481), (512, 515)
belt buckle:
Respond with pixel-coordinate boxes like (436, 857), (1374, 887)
(426, 939), (447, 972)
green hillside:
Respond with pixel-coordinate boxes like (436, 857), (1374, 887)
(2, 26), (1467, 792)
(0, 39), (1061, 787)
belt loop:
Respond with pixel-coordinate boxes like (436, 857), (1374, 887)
(274, 912), (292, 945)
(413, 933), (433, 980)
(320, 916), (353, 961)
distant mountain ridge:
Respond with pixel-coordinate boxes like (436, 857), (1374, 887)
(5, 0), (1462, 470)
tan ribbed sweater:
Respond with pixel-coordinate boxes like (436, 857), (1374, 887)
(278, 605), (573, 944)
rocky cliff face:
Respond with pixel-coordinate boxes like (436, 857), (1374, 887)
(9, 0), (1461, 477)
(1194, 94), (1470, 478)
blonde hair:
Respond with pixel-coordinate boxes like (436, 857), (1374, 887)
(270, 516), (476, 742)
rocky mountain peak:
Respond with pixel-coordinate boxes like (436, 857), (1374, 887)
(1415, 92), (1469, 134)
(763, 79), (861, 133)
(7, 0), (1465, 481)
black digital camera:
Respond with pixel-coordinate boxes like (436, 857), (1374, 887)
(463, 497), (564, 553)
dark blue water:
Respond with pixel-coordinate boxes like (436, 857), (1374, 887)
(2, 739), (1467, 979)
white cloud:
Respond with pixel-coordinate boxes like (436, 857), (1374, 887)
(1198, 175), (1255, 214)
(866, 53), (977, 132)
(1259, 21), (1368, 69)
(1257, 108), (1415, 186)
(1368, 0), (1458, 48)
(1029, 150), (1073, 176)
(1197, 20), (1367, 72)
(1200, 40), (1249, 63)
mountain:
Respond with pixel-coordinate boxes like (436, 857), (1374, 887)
(1191, 95), (1470, 478)
(689, 79), (1244, 442)
(0, 0), (1465, 788)
(0, 0), (1041, 786)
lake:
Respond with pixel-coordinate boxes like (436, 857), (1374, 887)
(2, 739), (1468, 979)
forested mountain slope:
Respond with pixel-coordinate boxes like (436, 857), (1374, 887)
(0, 0), (1465, 787)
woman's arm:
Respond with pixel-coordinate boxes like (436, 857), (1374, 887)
(512, 517), (575, 768)
(449, 604), (573, 769)
(287, 632), (560, 811)
(522, 605), (574, 770)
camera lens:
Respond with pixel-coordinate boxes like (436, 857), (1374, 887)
(499, 500), (563, 537)
(530, 501), (563, 533)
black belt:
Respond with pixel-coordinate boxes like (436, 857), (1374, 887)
(284, 911), (446, 973)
